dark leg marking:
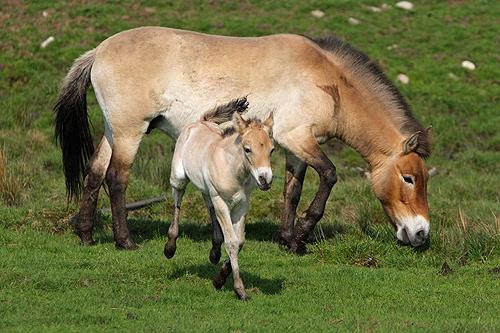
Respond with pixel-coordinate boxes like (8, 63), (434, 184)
(203, 194), (223, 264)
(76, 170), (103, 245)
(279, 153), (307, 246)
(291, 148), (337, 254)
(164, 187), (185, 259)
(106, 163), (137, 250)
(213, 259), (232, 290)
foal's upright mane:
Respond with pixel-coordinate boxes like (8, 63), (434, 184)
(310, 36), (431, 158)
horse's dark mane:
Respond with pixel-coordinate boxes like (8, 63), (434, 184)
(309, 35), (431, 158)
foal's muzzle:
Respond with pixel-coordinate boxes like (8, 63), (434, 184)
(252, 167), (273, 191)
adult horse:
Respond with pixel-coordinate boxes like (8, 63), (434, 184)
(55, 27), (431, 253)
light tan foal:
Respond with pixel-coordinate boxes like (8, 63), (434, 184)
(164, 103), (274, 300)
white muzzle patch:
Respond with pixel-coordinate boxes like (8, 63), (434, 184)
(251, 167), (273, 189)
(396, 215), (430, 247)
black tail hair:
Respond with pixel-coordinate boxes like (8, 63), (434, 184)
(54, 49), (96, 201)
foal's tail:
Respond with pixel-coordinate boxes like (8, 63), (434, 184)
(201, 97), (248, 124)
(54, 49), (96, 201)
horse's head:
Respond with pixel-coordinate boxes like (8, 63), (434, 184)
(233, 112), (274, 191)
(371, 132), (430, 247)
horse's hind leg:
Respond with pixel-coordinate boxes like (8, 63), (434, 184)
(105, 133), (143, 250)
(76, 136), (112, 245)
(279, 152), (307, 246)
(203, 194), (223, 264)
(278, 127), (337, 254)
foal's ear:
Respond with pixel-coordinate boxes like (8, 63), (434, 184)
(402, 131), (421, 154)
(233, 112), (248, 133)
(263, 112), (274, 136)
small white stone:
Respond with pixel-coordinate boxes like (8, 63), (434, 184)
(40, 36), (55, 48)
(369, 6), (382, 12)
(397, 73), (409, 84)
(448, 72), (459, 80)
(42, 10), (49, 18)
(348, 17), (360, 25)
(395, 1), (414, 10)
(311, 10), (325, 18)
(461, 60), (476, 70)
(387, 44), (399, 50)
(381, 3), (391, 10)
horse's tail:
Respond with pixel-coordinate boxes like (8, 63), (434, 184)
(201, 97), (248, 124)
(54, 49), (96, 201)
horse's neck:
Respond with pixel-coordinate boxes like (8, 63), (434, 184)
(336, 88), (405, 169)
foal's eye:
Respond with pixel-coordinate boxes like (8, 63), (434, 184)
(402, 175), (414, 185)
(270, 147), (275, 155)
(244, 147), (252, 154)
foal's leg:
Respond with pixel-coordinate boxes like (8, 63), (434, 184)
(105, 134), (143, 250)
(203, 194), (223, 264)
(213, 202), (247, 290)
(279, 152), (307, 246)
(164, 184), (186, 259)
(211, 196), (248, 300)
(279, 127), (337, 254)
(76, 136), (112, 245)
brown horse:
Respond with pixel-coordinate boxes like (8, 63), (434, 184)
(54, 27), (431, 253)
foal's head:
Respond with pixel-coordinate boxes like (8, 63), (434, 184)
(233, 112), (274, 191)
(371, 132), (430, 247)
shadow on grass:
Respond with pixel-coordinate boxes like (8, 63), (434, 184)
(168, 262), (284, 295)
(91, 215), (346, 245)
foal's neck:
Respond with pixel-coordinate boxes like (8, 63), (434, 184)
(219, 134), (249, 180)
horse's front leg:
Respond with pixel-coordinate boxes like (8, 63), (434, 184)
(203, 194), (223, 264)
(279, 127), (337, 254)
(76, 136), (112, 245)
(211, 196), (248, 300)
(279, 152), (307, 246)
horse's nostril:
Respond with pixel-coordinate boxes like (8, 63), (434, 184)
(258, 175), (266, 184)
(416, 229), (425, 240)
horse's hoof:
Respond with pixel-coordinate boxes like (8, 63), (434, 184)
(235, 289), (250, 301)
(164, 243), (177, 259)
(115, 238), (138, 250)
(213, 276), (225, 290)
(287, 240), (307, 256)
(209, 248), (221, 264)
(80, 238), (96, 246)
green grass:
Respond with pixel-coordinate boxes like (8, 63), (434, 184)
(0, 1), (499, 332)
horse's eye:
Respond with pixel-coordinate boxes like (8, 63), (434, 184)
(244, 147), (252, 154)
(270, 147), (275, 154)
(402, 175), (414, 185)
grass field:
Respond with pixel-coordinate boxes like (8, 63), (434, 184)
(1, 1), (499, 332)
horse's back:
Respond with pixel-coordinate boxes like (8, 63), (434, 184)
(90, 26), (337, 141)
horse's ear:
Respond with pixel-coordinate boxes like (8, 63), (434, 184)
(403, 131), (421, 154)
(233, 112), (248, 133)
(263, 112), (274, 136)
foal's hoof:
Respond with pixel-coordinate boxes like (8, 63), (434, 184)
(164, 242), (177, 259)
(209, 247), (221, 264)
(115, 238), (138, 250)
(213, 276), (225, 290)
(235, 289), (250, 301)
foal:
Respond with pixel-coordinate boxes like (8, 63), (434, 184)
(164, 100), (274, 300)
